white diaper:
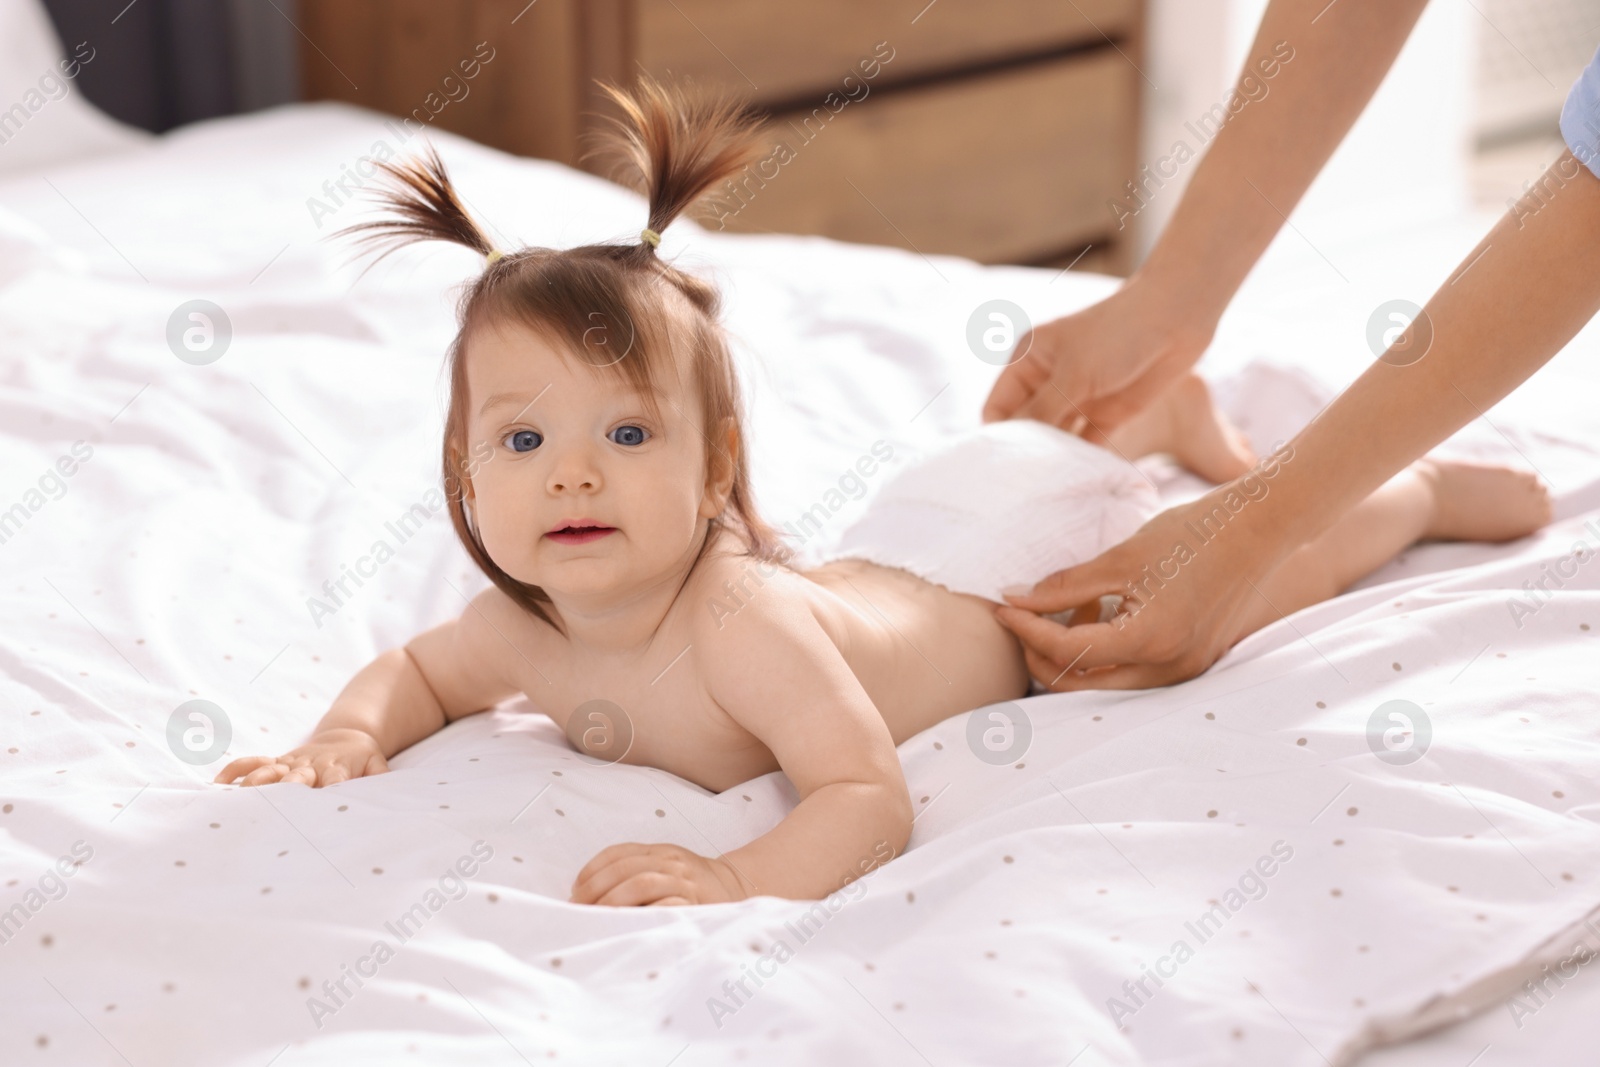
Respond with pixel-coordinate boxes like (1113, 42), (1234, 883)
(825, 420), (1160, 602)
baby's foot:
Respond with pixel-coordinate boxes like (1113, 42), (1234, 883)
(1416, 458), (1552, 542)
(1164, 373), (1257, 483)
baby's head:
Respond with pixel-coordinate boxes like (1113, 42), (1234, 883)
(345, 78), (783, 629)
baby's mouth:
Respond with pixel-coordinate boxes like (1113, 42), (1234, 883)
(546, 521), (617, 546)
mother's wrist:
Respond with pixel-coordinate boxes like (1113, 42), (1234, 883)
(1202, 446), (1307, 572)
(1124, 253), (1228, 344)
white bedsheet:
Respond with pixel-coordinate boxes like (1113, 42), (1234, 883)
(3, 103), (1600, 1067)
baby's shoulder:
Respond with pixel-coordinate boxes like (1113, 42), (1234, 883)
(684, 552), (865, 711)
(685, 552), (833, 661)
(454, 583), (567, 673)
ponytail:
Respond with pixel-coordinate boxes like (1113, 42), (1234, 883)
(339, 144), (498, 267)
(593, 75), (764, 252)
(344, 75), (764, 265)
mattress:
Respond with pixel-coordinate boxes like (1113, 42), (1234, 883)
(3, 102), (1600, 1067)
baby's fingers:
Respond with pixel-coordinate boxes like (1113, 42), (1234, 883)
(214, 755), (276, 785)
(282, 764), (318, 787)
(571, 844), (652, 903)
(241, 762), (292, 786)
(318, 749), (389, 787)
(595, 871), (688, 907)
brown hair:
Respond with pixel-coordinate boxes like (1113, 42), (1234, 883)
(340, 77), (786, 630)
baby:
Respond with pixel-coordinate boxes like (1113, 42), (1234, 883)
(217, 78), (1552, 907)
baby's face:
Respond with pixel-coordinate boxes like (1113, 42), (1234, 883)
(463, 320), (725, 604)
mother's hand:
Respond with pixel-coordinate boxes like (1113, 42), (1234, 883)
(993, 486), (1284, 690)
(981, 274), (1216, 442)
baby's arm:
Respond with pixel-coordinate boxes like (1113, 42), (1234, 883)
(215, 588), (527, 787)
(571, 599), (914, 904)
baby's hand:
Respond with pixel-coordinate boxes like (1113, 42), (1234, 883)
(213, 728), (390, 787)
(570, 843), (750, 907)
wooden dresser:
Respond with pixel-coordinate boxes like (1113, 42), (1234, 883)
(300, 0), (1144, 272)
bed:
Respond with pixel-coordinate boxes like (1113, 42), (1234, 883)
(5, 9), (1600, 1066)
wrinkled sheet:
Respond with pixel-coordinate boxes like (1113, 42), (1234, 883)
(2, 103), (1599, 1067)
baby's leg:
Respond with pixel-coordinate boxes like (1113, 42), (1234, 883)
(1228, 459), (1551, 643)
(1102, 374), (1256, 483)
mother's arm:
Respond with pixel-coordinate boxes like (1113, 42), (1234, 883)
(984, 0), (1430, 435)
(997, 150), (1600, 689)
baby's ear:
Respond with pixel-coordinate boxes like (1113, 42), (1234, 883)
(701, 417), (738, 516)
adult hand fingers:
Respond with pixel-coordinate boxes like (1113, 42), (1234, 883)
(980, 335), (1050, 423)
(1008, 326), (1096, 431)
(994, 610), (1141, 674)
(1002, 556), (1127, 614)
(1076, 371), (1183, 445)
(1023, 645), (1081, 691)
(1049, 662), (1180, 691)
(1068, 600), (1102, 627)
(1022, 641), (1181, 693)
(1012, 372), (1080, 431)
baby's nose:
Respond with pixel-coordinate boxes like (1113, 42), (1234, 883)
(547, 452), (602, 493)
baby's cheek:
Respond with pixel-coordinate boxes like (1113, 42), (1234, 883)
(651, 490), (711, 559)
(473, 495), (537, 581)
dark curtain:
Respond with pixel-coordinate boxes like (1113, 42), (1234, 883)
(38, 0), (297, 133)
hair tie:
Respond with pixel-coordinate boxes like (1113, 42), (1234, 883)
(485, 248), (504, 264)
(640, 228), (662, 249)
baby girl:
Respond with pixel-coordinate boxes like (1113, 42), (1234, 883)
(217, 79), (1551, 907)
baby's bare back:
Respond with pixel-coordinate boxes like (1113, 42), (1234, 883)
(489, 552), (1028, 792)
(798, 559), (1030, 740)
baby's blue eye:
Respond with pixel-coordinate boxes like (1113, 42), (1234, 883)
(504, 430), (542, 453)
(609, 425), (649, 446)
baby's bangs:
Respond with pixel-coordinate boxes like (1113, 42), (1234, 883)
(465, 255), (694, 416)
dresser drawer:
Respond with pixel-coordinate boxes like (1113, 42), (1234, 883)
(710, 51), (1135, 265)
(299, 0), (1144, 271)
(633, 0), (1139, 105)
